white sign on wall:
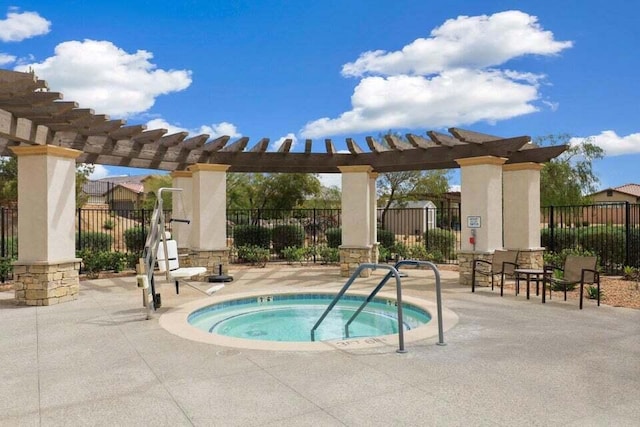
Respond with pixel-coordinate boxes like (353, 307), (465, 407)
(467, 216), (481, 228)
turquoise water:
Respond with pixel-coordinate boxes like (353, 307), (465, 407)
(188, 294), (431, 342)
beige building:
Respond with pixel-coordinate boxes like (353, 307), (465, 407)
(590, 183), (640, 204)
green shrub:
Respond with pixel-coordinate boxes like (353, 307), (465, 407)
(423, 229), (455, 255)
(378, 246), (391, 262)
(272, 225), (305, 254)
(622, 266), (639, 281)
(543, 247), (596, 269)
(103, 219), (115, 230)
(233, 225), (272, 249)
(578, 226), (625, 268)
(325, 227), (342, 248)
(78, 250), (129, 276)
(76, 232), (113, 252)
(585, 285), (602, 300)
(377, 229), (395, 249)
(318, 246), (339, 264)
(236, 245), (270, 266)
(124, 226), (146, 253)
(393, 242), (409, 259)
(301, 246), (317, 263)
(2, 237), (18, 258)
(0, 257), (12, 280)
(282, 246), (304, 264)
(540, 228), (580, 253)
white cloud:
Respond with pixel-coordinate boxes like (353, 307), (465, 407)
(318, 173), (341, 189)
(87, 164), (109, 180)
(0, 52), (15, 65)
(0, 9), (51, 42)
(342, 10), (571, 77)
(198, 122), (241, 139)
(302, 10), (571, 138)
(15, 39), (192, 117)
(270, 133), (298, 151)
(145, 118), (242, 139)
(302, 69), (539, 137)
(573, 131), (640, 156)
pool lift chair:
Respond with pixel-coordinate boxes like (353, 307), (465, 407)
(137, 188), (223, 316)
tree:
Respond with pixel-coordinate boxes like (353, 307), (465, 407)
(142, 175), (173, 210)
(376, 133), (450, 228)
(536, 134), (604, 206)
(226, 173), (322, 211)
(0, 156), (96, 208)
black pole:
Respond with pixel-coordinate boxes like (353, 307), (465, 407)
(549, 206), (555, 253)
(625, 201), (631, 268)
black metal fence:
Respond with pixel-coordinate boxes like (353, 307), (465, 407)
(541, 202), (640, 274)
(6, 203), (636, 275)
(0, 207), (17, 282)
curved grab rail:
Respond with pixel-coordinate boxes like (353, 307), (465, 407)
(346, 260), (445, 346)
(310, 263), (406, 352)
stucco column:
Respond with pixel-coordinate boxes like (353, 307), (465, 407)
(369, 171), (379, 263)
(9, 146), (82, 305)
(503, 162), (544, 269)
(187, 164), (230, 277)
(170, 170), (193, 249)
(338, 165), (373, 277)
(455, 156), (507, 286)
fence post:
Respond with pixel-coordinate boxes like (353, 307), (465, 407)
(1, 207), (5, 259)
(625, 201), (631, 267)
(549, 206), (555, 253)
(313, 208), (317, 263)
(141, 209), (146, 245)
(77, 207), (82, 251)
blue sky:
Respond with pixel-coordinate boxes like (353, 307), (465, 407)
(1, 1), (638, 190)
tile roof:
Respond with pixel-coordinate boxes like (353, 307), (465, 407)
(613, 183), (640, 197)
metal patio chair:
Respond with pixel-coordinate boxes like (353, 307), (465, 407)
(543, 255), (600, 309)
(472, 249), (519, 295)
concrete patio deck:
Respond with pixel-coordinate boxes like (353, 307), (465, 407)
(1, 265), (639, 426)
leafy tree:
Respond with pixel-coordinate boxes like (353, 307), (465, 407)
(0, 156), (17, 206)
(536, 134), (604, 206)
(376, 133), (450, 228)
(301, 185), (341, 209)
(142, 174), (173, 210)
(226, 173), (322, 211)
(1, 156), (96, 208)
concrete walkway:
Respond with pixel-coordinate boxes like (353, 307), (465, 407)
(1, 265), (639, 426)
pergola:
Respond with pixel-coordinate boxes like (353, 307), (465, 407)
(0, 69), (566, 305)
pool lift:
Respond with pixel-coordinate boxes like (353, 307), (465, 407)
(310, 260), (446, 353)
(136, 187), (225, 318)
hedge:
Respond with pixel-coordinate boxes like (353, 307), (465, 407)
(124, 226), (147, 253)
(325, 227), (342, 248)
(272, 225), (305, 254)
(76, 231), (112, 252)
(423, 229), (455, 255)
(377, 228), (395, 249)
(233, 224), (272, 249)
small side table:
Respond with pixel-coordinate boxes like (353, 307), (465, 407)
(514, 269), (545, 300)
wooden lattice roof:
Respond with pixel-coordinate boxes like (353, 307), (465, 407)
(0, 70), (567, 173)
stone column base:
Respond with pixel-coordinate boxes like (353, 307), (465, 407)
(339, 246), (372, 278)
(513, 248), (545, 270)
(371, 242), (380, 264)
(188, 249), (230, 280)
(13, 259), (81, 306)
(458, 251), (492, 287)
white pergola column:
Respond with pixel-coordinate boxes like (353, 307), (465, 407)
(187, 164), (230, 276)
(455, 156), (507, 286)
(170, 170), (193, 249)
(10, 146), (82, 305)
(369, 172), (379, 263)
(338, 165), (373, 277)
(503, 162), (544, 269)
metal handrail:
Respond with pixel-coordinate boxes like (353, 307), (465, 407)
(310, 263), (407, 353)
(344, 260), (446, 346)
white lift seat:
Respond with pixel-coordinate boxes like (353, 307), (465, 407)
(157, 239), (207, 294)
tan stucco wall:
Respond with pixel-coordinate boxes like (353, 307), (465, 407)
(11, 146), (80, 263)
(503, 163), (543, 250)
(591, 191), (638, 204)
(456, 156), (506, 252)
(339, 166), (372, 247)
(188, 164), (229, 251)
